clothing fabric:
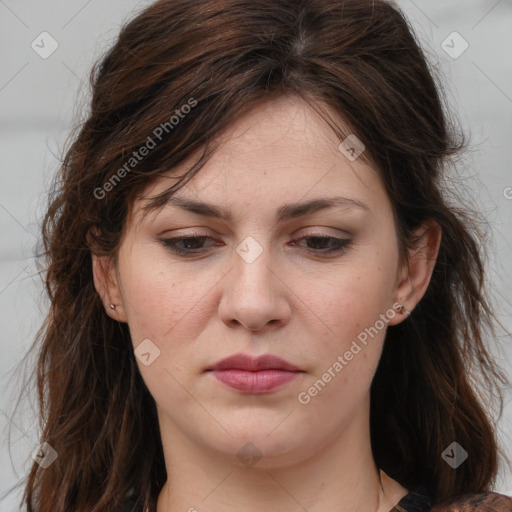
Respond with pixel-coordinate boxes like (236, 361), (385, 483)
(115, 484), (512, 511)
(391, 484), (434, 511)
(425, 490), (512, 511)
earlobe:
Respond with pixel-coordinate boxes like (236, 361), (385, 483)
(91, 253), (127, 322)
(388, 219), (442, 326)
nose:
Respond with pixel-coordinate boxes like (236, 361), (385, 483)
(218, 243), (292, 332)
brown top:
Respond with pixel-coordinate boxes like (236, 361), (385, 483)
(388, 484), (512, 512)
(428, 490), (512, 511)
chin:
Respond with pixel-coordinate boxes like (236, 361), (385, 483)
(205, 429), (307, 469)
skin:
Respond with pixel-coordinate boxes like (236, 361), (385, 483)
(93, 94), (441, 512)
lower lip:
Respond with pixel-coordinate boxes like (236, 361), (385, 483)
(209, 369), (301, 394)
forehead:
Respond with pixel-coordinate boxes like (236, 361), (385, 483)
(133, 94), (389, 221)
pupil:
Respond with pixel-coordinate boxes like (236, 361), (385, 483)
(309, 237), (329, 249)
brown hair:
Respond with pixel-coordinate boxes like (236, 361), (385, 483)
(7, 0), (510, 510)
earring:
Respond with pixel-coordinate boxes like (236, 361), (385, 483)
(398, 303), (411, 316)
(109, 304), (116, 310)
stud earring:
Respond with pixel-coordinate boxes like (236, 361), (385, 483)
(398, 303), (411, 316)
(109, 304), (116, 310)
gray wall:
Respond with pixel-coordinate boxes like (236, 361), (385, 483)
(1, 1), (511, 509)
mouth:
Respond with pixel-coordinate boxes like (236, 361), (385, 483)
(206, 353), (301, 372)
(206, 353), (304, 394)
(208, 369), (301, 394)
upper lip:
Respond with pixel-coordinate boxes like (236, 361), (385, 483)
(207, 353), (301, 372)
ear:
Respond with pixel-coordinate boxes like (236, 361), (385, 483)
(91, 252), (128, 323)
(387, 219), (442, 326)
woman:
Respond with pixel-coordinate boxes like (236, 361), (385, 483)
(13, 0), (512, 510)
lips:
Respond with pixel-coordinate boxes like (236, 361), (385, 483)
(207, 353), (301, 372)
(206, 353), (303, 394)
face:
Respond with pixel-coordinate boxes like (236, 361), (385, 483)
(95, 94), (423, 469)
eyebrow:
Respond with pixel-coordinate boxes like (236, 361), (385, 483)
(160, 196), (370, 222)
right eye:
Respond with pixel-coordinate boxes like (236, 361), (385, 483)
(160, 235), (221, 256)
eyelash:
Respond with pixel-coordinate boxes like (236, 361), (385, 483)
(160, 232), (353, 257)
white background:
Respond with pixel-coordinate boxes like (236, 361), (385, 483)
(1, 1), (511, 509)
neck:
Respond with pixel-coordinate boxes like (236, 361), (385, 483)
(155, 403), (408, 512)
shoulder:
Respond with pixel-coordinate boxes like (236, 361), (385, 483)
(430, 491), (512, 512)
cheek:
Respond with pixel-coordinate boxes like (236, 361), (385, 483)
(295, 271), (393, 417)
(296, 245), (399, 389)
(306, 257), (397, 338)
(117, 246), (212, 345)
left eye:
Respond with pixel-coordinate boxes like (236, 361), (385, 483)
(160, 234), (352, 256)
(289, 235), (352, 254)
